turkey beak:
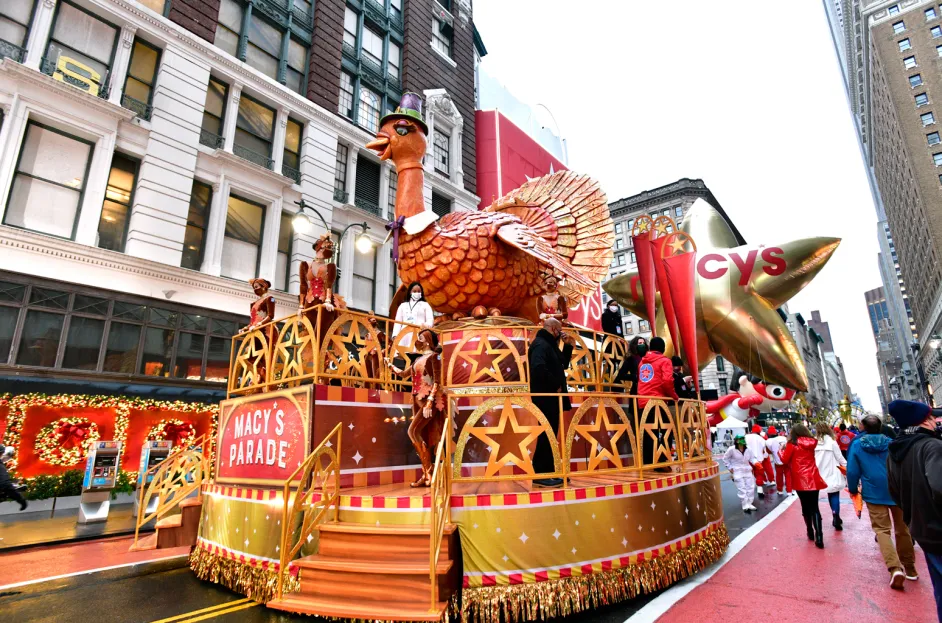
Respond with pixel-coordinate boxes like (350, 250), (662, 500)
(366, 133), (391, 160)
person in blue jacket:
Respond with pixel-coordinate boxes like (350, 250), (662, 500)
(847, 415), (917, 590)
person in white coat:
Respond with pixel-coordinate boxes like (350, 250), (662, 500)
(724, 435), (758, 513)
(744, 425), (772, 497)
(814, 422), (848, 530)
(393, 282), (435, 350)
(765, 426), (790, 496)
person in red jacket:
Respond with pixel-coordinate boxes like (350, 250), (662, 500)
(781, 423), (829, 549)
(636, 337), (679, 470)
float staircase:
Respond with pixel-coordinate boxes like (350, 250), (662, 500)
(267, 522), (459, 620)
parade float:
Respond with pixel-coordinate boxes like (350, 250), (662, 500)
(119, 93), (838, 622)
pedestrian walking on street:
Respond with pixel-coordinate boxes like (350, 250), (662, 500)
(837, 423), (856, 459)
(814, 422), (848, 531)
(0, 445), (27, 511)
(723, 434), (758, 513)
(780, 424), (828, 548)
(887, 400), (942, 621)
(847, 414), (917, 591)
(745, 424), (773, 498)
(766, 426), (790, 496)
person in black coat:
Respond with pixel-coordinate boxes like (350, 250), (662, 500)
(0, 445), (27, 510)
(601, 301), (624, 337)
(528, 318), (574, 487)
(614, 336), (648, 391)
(672, 356), (697, 399)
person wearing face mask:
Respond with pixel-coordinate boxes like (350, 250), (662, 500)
(393, 282), (435, 349)
(529, 318), (575, 487)
(614, 336), (648, 392)
(887, 400), (942, 616)
(601, 301), (624, 337)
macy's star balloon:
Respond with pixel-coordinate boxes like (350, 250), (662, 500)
(603, 199), (840, 391)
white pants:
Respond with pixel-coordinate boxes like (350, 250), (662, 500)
(733, 471), (756, 509)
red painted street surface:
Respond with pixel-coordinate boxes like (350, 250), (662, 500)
(659, 493), (936, 623)
(0, 536), (189, 587)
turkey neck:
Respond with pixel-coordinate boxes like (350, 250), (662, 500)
(394, 159), (426, 220)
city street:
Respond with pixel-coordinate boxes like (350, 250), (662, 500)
(0, 472), (788, 623)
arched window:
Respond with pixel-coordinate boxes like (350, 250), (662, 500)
(433, 130), (450, 176)
(359, 88), (380, 132)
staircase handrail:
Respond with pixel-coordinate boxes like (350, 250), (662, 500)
(276, 422), (343, 600)
(428, 415), (452, 612)
(132, 433), (212, 548)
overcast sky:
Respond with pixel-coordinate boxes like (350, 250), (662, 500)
(475, 0), (884, 412)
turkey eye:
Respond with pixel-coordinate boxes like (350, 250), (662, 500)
(396, 126), (409, 136)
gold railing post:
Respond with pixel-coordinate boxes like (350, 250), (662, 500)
(635, 396), (644, 478)
(278, 481), (289, 600)
(560, 394), (568, 488)
(227, 333), (237, 397)
(676, 399), (686, 469)
(335, 428), (342, 522)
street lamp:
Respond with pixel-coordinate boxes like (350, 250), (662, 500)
(292, 199), (372, 279)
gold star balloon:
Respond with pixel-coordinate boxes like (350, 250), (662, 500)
(603, 199), (840, 391)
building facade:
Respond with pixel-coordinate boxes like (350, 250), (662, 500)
(783, 310), (831, 411)
(824, 0), (942, 398)
(865, 285), (921, 405)
(603, 178), (744, 396)
(0, 0), (481, 392)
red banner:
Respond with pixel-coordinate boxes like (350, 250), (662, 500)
(0, 404), (8, 443)
(121, 408), (213, 471)
(632, 232), (658, 337)
(662, 251), (700, 390)
(15, 405), (117, 478)
(651, 236), (680, 350)
(216, 387), (312, 486)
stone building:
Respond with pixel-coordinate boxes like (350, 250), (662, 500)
(0, 0), (483, 392)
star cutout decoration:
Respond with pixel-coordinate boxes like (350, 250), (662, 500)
(469, 399), (545, 476)
(273, 319), (316, 380)
(604, 198), (840, 390)
(457, 336), (516, 384)
(236, 336), (267, 387)
(573, 401), (630, 470)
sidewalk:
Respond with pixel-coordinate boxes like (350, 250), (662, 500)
(654, 492), (935, 623)
(0, 503), (153, 551)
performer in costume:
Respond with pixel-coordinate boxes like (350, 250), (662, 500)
(299, 234), (346, 342)
(393, 282), (434, 349)
(363, 314), (387, 389)
(387, 329), (445, 487)
(704, 371), (796, 427)
(240, 278), (275, 334)
(723, 435), (758, 513)
(745, 424), (774, 497)
(537, 272), (570, 325)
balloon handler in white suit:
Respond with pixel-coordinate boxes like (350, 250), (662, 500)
(724, 435), (759, 513)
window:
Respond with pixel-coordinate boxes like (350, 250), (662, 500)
(639, 320), (650, 333)
(892, 20), (905, 33)
(433, 129), (450, 176)
(343, 7), (358, 47)
(361, 26), (383, 65)
(922, 111), (935, 126)
(432, 19), (453, 58)
(282, 118), (302, 178)
(615, 238), (624, 250)
(614, 222), (622, 234)
(359, 86), (381, 132)
(934, 153), (942, 166)
(388, 42), (401, 80)
(388, 168), (397, 216)
(929, 132), (940, 146)
(97, 153), (139, 252)
(617, 254), (626, 267)
(201, 77), (228, 146)
(928, 7), (938, 20)
(716, 356), (725, 372)
(44, 1), (119, 96)
(718, 378), (727, 395)
(123, 39), (161, 112)
(351, 241), (377, 311)
(624, 323), (633, 336)
(432, 191), (451, 218)
(334, 142), (348, 202)
(889, 5), (900, 16)
(1, 0), (35, 56)
(389, 255), (399, 306)
(937, 45), (942, 58)
(275, 212), (293, 291)
(390, 0), (402, 23)
(339, 71), (355, 118)
(900, 38), (912, 52)
(630, 251), (636, 264)
(911, 74), (924, 87)
(4, 122), (93, 239)
(234, 95), (275, 167)
(934, 26), (942, 38)
(215, 0), (308, 94)
(917, 93), (929, 106)
(903, 55), (917, 69)
(181, 181), (212, 271)
(354, 157), (381, 214)
(221, 194), (265, 281)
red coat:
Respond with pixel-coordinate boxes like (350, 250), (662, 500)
(636, 351), (678, 407)
(780, 437), (827, 491)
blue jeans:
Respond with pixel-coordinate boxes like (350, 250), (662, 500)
(827, 491), (841, 517)
(927, 551), (942, 622)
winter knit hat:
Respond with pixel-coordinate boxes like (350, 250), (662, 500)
(751, 424), (761, 434)
(767, 426), (778, 437)
(888, 400), (940, 428)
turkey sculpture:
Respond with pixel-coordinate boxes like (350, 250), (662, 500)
(366, 93), (614, 323)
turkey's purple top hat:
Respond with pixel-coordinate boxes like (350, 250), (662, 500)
(380, 92), (428, 135)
